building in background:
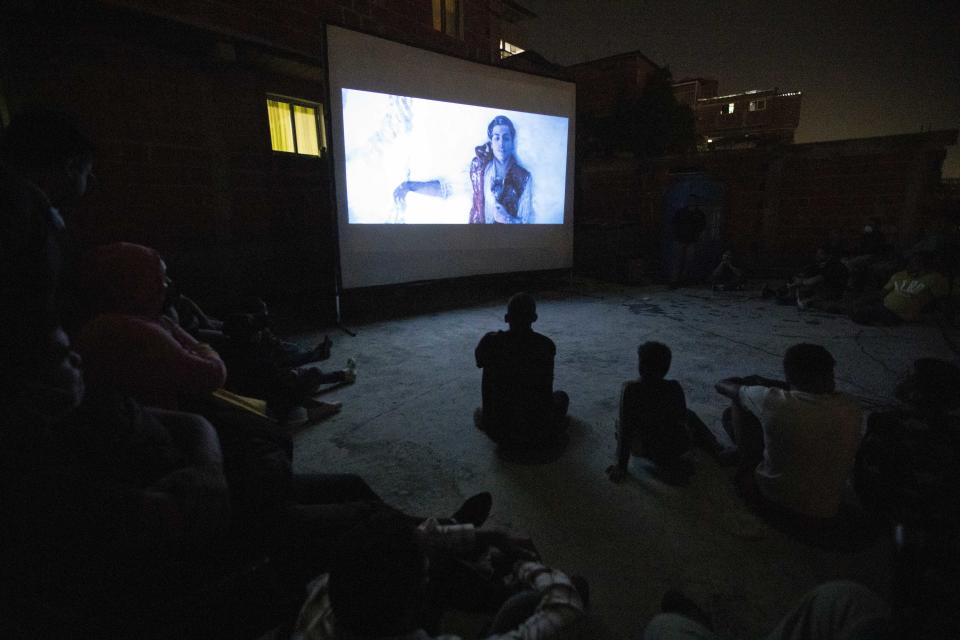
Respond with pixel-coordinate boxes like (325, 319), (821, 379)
(673, 79), (803, 149)
(566, 50), (661, 122)
(494, 0), (536, 59)
(671, 77), (719, 108)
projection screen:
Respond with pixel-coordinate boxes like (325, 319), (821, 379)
(326, 26), (576, 289)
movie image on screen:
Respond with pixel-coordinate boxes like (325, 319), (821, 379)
(342, 88), (569, 225)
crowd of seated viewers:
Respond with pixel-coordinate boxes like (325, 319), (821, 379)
(729, 216), (958, 324)
(2, 109), (958, 638)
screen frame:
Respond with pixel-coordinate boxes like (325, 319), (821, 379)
(325, 25), (576, 290)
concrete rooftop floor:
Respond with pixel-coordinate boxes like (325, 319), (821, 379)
(287, 278), (956, 639)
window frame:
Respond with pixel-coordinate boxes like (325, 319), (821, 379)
(265, 94), (326, 157)
(749, 99), (767, 112)
(499, 39), (525, 59)
(432, 0), (463, 39)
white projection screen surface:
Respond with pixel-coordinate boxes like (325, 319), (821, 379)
(326, 26), (576, 289)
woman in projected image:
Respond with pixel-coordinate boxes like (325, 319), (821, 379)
(393, 115), (533, 224)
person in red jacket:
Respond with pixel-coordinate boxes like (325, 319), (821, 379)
(76, 242), (226, 409)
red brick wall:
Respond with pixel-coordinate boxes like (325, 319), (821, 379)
(576, 132), (955, 276)
(104, 0), (495, 63)
(1, 1), (497, 311)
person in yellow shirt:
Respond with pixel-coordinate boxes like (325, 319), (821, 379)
(852, 252), (949, 325)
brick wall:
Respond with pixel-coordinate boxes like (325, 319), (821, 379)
(576, 131), (956, 278)
(1, 12), (340, 306)
(104, 0), (495, 63)
(1, 1), (498, 313)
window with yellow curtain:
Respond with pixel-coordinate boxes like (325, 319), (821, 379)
(432, 0), (461, 38)
(265, 96), (325, 157)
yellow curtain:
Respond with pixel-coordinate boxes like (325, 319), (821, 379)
(432, 0), (442, 31)
(266, 99), (294, 152)
(293, 104), (320, 156)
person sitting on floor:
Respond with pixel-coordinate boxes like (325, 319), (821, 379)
(164, 287), (335, 369)
(0, 315), (498, 632)
(607, 341), (694, 484)
(0, 108), (95, 334)
(850, 251), (949, 326)
(475, 292), (570, 451)
(714, 343), (863, 521)
(710, 250), (745, 291)
(76, 242), (227, 411)
(293, 515), (586, 640)
(843, 218), (888, 292)
(0, 321), (232, 636)
(765, 246), (848, 309)
(855, 358), (960, 533)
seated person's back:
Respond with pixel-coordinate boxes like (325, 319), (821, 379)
(739, 382), (862, 518)
(475, 293), (567, 448)
(621, 378), (687, 461)
(719, 344), (863, 519)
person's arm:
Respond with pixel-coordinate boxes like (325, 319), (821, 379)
(144, 408), (223, 467)
(393, 180), (444, 207)
(608, 383), (635, 482)
(799, 273), (825, 287)
(476, 333), (492, 368)
(715, 377), (744, 402)
(739, 375), (788, 389)
(152, 317), (228, 394)
(484, 562), (585, 639)
(676, 382), (688, 423)
(176, 294), (223, 331)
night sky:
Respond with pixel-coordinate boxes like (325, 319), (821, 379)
(520, 0), (960, 177)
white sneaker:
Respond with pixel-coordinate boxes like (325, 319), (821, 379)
(343, 358), (357, 383)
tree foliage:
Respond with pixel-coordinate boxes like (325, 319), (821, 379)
(628, 66), (697, 159)
(578, 66), (697, 160)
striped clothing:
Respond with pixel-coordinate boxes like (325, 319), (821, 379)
(294, 520), (583, 640)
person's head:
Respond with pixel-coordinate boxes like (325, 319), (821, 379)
(80, 243), (169, 318)
(2, 321), (84, 422)
(328, 516), (428, 637)
(637, 341), (672, 381)
(721, 250), (733, 263)
(907, 251), (933, 275)
(895, 358), (960, 412)
(0, 108), (95, 207)
(783, 343), (836, 393)
(487, 115), (516, 163)
(505, 292), (537, 329)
